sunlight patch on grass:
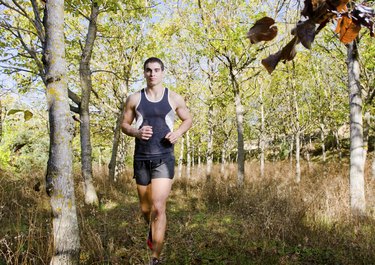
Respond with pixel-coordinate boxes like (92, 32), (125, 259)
(100, 200), (118, 211)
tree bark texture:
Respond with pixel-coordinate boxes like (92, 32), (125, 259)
(79, 1), (99, 205)
(43, 0), (80, 263)
(259, 84), (265, 177)
(109, 102), (124, 182)
(0, 99), (2, 143)
(186, 130), (191, 178)
(206, 104), (214, 179)
(320, 123), (326, 162)
(293, 89), (301, 183)
(177, 136), (185, 178)
(347, 40), (366, 215)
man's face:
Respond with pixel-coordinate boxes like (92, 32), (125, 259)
(144, 62), (164, 87)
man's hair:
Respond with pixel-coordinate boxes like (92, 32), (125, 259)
(143, 57), (165, 71)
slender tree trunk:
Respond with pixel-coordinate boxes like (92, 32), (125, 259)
(206, 104), (214, 179)
(293, 89), (301, 182)
(177, 137), (185, 178)
(221, 135), (229, 177)
(79, 1), (99, 205)
(259, 84), (265, 177)
(295, 131), (301, 183)
(289, 136), (294, 164)
(320, 123), (326, 162)
(0, 99), (2, 143)
(220, 147), (226, 174)
(43, 0), (80, 263)
(198, 144), (201, 171)
(306, 135), (311, 166)
(233, 86), (245, 186)
(334, 127), (342, 160)
(109, 102), (124, 181)
(347, 40), (366, 215)
(186, 130), (191, 179)
(192, 145), (195, 168)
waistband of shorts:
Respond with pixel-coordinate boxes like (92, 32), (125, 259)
(134, 152), (174, 161)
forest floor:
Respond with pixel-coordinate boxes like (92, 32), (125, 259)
(2, 159), (375, 265)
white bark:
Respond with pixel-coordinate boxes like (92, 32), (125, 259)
(206, 105), (214, 179)
(259, 84), (265, 177)
(334, 128), (342, 160)
(234, 90), (245, 186)
(347, 40), (366, 215)
(79, 2), (99, 205)
(295, 131), (301, 183)
(186, 130), (191, 179)
(198, 145), (201, 171)
(43, 0), (80, 263)
(293, 89), (301, 182)
(320, 123), (326, 162)
(177, 137), (185, 178)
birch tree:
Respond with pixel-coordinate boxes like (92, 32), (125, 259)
(76, 0), (99, 205)
(43, 0), (80, 263)
(347, 40), (366, 215)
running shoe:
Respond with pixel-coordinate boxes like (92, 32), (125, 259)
(149, 257), (160, 265)
(147, 227), (153, 250)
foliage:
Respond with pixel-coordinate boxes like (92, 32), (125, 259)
(0, 106), (48, 174)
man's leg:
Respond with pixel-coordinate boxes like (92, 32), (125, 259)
(137, 184), (152, 223)
(150, 178), (172, 259)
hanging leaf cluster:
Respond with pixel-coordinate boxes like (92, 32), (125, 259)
(247, 0), (375, 74)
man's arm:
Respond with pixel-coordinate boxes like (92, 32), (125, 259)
(165, 92), (192, 144)
(121, 93), (153, 140)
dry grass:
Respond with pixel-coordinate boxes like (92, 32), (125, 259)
(1, 159), (375, 264)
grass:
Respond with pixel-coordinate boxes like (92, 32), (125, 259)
(1, 159), (375, 264)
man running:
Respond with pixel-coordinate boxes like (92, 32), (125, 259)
(122, 57), (192, 265)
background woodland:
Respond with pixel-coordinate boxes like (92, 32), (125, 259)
(0, 0), (375, 264)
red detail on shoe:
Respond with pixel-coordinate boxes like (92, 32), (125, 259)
(147, 229), (153, 250)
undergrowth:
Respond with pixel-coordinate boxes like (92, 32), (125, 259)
(1, 160), (375, 264)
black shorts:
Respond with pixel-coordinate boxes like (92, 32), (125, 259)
(133, 156), (175, 186)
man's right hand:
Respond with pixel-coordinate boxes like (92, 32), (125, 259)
(138, 125), (153, 140)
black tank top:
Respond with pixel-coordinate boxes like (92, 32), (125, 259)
(134, 88), (175, 160)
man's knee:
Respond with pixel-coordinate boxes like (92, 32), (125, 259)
(152, 201), (166, 218)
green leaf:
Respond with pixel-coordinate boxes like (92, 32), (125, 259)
(7, 109), (33, 121)
(24, 110), (33, 121)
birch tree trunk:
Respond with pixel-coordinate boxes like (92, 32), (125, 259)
(79, 1), (99, 205)
(347, 40), (366, 215)
(177, 137), (185, 178)
(186, 130), (191, 179)
(295, 131), (301, 183)
(206, 104), (214, 179)
(43, 0), (80, 263)
(293, 89), (301, 182)
(320, 123), (326, 162)
(259, 84), (265, 178)
(220, 147), (226, 175)
(0, 99), (2, 143)
(198, 145), (201, 171)
(234, 88), (245, 186)
(109, 102), (124, 182)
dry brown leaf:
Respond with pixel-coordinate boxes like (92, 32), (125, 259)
(280, 36), (300, 61)
(261, 36), (300, 74)
(247, 16), (278, 44)
(294, 20), (316, 49)
(335, 15), (361, 43)
(261, 51), (282, 74)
